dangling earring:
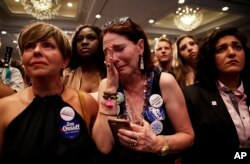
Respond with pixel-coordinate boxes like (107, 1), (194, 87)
(140, 54), (144, 70)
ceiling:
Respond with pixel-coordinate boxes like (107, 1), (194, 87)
(0, 0), (250, 60)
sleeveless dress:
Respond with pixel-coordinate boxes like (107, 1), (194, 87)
(97, 71), (179, 163)
(1, 95), (95, 163)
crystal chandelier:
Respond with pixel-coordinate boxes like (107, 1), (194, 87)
(174, 6), (203, 32)
(21, 0), (62, 20)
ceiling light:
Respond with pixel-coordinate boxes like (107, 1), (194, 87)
(178, 0), (185, 4)
(67, 2), (73, 7)
(95, 14), (101, 19)
(222, 6), (229, 11)
(174, 6), (203, 31)
(149, 19), (154, 24)
(21, 0), (62, 20)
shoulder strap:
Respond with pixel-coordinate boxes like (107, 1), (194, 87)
(78, 91), (90, 132)
(152, 70), (162, 95)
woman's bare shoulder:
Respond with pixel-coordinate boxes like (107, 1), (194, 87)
(0, 89), (32, 127)
(159, 72), (177, 85)
(0, 90), (29, 110)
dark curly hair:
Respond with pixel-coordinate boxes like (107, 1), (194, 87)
(197, 27), (250, 84)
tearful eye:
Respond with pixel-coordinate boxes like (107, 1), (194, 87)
(113, 46), (125, 53)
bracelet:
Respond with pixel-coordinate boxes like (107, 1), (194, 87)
(101, 99), (114, 108)
(159, 136), (169, 156)
(103, 94), (117, 100)
(99, 111), (117, 116)
(103, 91), (118, 100)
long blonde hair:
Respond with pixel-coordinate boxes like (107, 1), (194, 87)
(172, 34), (199, 89)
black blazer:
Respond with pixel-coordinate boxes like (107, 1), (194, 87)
(182, 80), (250, 164)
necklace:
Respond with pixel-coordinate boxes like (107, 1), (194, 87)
(121, 72), (154, 118)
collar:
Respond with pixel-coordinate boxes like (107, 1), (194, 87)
(217, 80), (244, 97)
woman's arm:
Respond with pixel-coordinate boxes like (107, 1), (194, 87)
(159, 72), (194, 153)
(82, 91), (99, 132)
(0, 81), (15, 98)
(92, 78), (118, 154)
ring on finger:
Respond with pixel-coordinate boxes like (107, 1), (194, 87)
(136, 135), (140, 141)
(130, 139), (137, 146)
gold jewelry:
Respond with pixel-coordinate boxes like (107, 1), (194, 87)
(159, 137), (169, 156)
(129, 139), (137, 146)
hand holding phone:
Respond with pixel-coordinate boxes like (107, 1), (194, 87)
(108, 118), (132, 142)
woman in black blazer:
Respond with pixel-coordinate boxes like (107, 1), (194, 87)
(182, 27), (250, 164)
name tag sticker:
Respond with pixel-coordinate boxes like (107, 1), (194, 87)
(211, 101), (217, 106)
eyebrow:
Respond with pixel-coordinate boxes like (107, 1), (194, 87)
(216, 41), (241, 47)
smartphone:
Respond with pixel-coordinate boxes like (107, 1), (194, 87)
(108, 118), (131, 142)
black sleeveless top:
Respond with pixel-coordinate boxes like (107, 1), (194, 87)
(1, 95), (95, 163)
(97, 71), (179, 163)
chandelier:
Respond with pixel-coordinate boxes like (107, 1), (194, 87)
(21, 0), (62, 20)
(174, 6), (203, 32)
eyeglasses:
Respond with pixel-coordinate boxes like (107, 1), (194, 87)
(102, 17), (130, 30)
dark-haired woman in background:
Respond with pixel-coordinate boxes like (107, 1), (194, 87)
(92, 17), (194, 163)
(182, 27), (250, 163)
(63, 25), (106, 101)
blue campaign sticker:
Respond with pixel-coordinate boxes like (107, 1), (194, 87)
(145, 106), (166, 122)
(59, 119), (81, 139)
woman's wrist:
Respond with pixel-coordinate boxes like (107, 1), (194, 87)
(105, 88), (117, 93)
(100, 96), (119, 116)
(103, 91), (117, 100)
(106, 79), (118, 92)
(99, 111), (117, 117)
(158, 135), (169, 156)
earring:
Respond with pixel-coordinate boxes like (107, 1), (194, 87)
(140, 54), (144, 70)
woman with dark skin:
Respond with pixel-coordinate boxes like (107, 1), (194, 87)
(63, 25), (106, 101)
